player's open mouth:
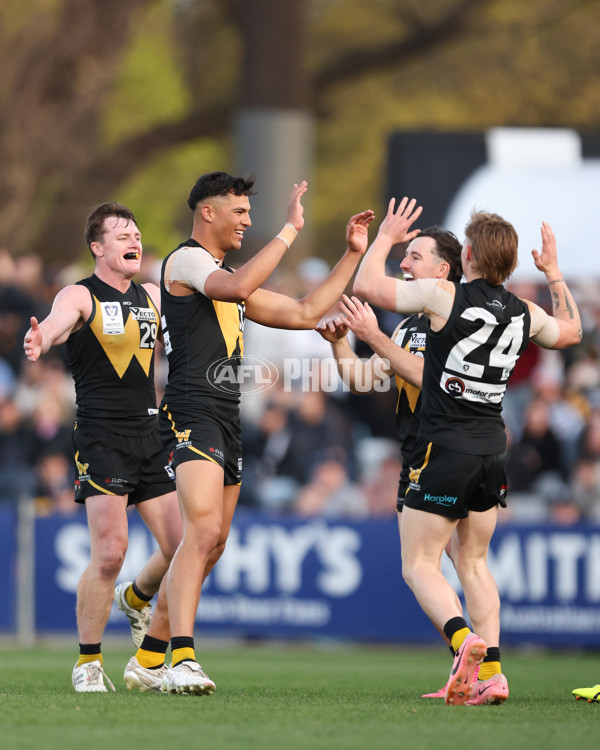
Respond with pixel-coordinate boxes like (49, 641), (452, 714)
(124, 252), (139, 260)
(403, 272), (414, 281)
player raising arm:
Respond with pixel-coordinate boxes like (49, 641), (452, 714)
(353, 200), (581, 706)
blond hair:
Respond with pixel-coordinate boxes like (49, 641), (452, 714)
(464, 211), (518, 285)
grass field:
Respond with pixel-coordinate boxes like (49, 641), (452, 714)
(1, 640), (599, 750)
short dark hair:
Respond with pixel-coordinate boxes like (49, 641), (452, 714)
(188, 171), (256, 211)
(418, 226), (463, 283)
(84, 202), (138, 258)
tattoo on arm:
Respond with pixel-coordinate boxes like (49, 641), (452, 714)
(564, 290), (575, 320)
(551, 290), (560, 313)
(548, 278), (564, 286)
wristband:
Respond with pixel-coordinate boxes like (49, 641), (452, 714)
(275, 223), (298, 249)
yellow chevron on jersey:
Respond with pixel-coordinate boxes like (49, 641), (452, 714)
(212, 299), (244, 358)
(88, 294), (158, 378)
(393, 324), (423, 414)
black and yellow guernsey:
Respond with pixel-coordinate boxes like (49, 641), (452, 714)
(393, 313), (428, 460)
(66, 274), (160, 436)
(159, 239), (245, 417)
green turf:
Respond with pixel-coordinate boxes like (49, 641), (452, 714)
(0, 641), (598, 750)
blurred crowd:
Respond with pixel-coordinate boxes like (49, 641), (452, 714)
(3, 249), (600, 525)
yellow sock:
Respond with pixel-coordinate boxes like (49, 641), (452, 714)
(125, 585), (150, 611)
(77, 652), (102, 667)
(172, 647), (195, 666)
(479, 661), (501, 680)
(136, 648), (166, 669)
(450, 627), (471, 653)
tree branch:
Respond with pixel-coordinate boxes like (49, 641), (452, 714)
(313, 0), (489, 92)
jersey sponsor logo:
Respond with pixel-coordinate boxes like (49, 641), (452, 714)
(465, 386), (502, 400)
(104, 477), (127, 487)
(424, 493), (458, 506)
(486, 299), (506, 311)
(209, 446), (224, 460)
(409, 332), (426, 350)
(442, 373), (506, 404)
(100, 301), (125, 335)
(176, 429), (191, 443)
(129, 306), (157, 322)
(164, 464), (175, 480)
(444, 376), (465, 397)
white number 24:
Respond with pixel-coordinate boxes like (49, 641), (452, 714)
(445, 307), (525, 381)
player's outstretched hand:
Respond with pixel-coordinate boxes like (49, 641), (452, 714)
(346, 210), (376, 255)
(316, 312), (350, 342)
(286, 181), (308, 232)
(339, 294), (380, 344)
(531, 222), (560, 275)
(23, 316), (43, 362)
(377, 197), (422, 246)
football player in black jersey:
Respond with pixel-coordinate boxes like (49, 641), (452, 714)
(24, 203), (181, 693)
(135, 171), (375, 695)
(318, 227), (468, 698)
(354, 199), (582, 706)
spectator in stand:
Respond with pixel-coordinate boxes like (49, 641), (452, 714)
(507, 395), (564, 493)
(293, 448), (368, 518)
(0, 394), (35, 503)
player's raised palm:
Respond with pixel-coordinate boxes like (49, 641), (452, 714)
(531, 222), (559, 275)
(346, 210), (376, 255)
(378, 197), (422, 246)
(286, 181), (309, 232)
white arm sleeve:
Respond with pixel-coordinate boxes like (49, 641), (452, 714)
(395, 278), (455, 318)
(528, 302), (560, 348)
(167, 246), (222, 296)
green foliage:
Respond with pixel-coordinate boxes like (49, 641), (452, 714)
(103, 3), (191, 145)
(0, 642), (599, 750)
(4, 0), (600, 263)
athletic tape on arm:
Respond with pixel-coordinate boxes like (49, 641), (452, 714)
(168, 246), (222, 296)
(395, 278), (454, 318)
(529, 303), (560, 348)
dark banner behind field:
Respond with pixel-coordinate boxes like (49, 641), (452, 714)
(3, 509), (600, 646)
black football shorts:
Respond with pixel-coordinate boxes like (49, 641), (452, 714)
(72, 422), (174, 505)
(159, 403), (242, 486)
(403, 439), (508, 519)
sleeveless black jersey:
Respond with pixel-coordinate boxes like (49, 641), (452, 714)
(393, 313), (428, 458)
(419, 278), (530, 455)
(66, 275), (160, 435)
(160, 239), (245, 413)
